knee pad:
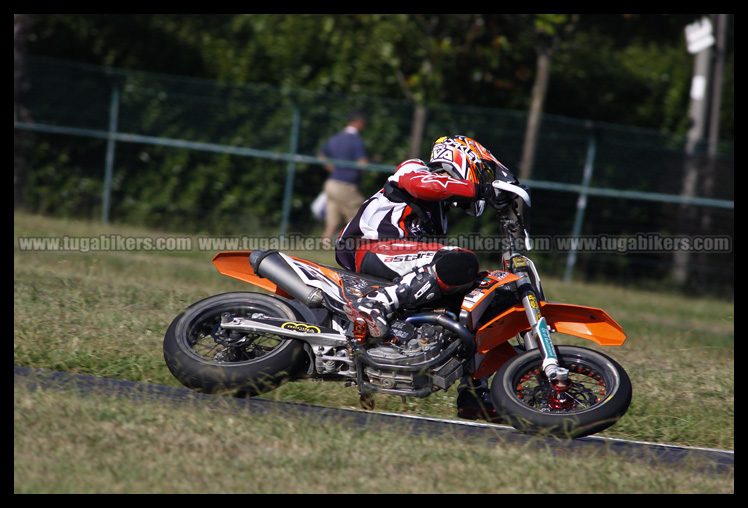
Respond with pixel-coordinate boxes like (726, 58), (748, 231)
(433, 249), (479, 293)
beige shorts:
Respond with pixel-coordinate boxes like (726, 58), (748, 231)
(324, 179), (365, 227)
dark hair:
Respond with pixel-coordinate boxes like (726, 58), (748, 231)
(347, 109), (367, 124)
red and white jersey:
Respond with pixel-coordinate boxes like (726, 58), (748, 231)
(335, 159), (479, 270)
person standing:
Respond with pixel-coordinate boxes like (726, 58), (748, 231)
(317, 110), (369, 244)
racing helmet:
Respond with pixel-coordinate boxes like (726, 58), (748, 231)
(428, 135), (501, 216)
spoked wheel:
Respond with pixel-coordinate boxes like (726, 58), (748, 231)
(491, 345), (632, 438)
(163, 292), (308, 396)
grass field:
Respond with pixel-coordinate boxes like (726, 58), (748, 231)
(14, 212), (734, 493)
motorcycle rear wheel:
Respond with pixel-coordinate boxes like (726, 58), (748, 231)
(163, 292), (308, 396)
(491, 345), (632, 438)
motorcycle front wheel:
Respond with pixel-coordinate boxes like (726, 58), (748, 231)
(163, 292), (308, 396)
(491, 345), (632, 438)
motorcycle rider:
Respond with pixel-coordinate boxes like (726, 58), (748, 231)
(335, 135), (518, 422)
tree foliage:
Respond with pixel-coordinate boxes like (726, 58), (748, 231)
(17, 14), (733, 242)
(23, 13), (732, 139)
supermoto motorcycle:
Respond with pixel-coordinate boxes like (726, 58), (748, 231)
(164, 180), (632, 438)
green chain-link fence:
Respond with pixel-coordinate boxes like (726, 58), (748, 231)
(14, 56), (733, 294)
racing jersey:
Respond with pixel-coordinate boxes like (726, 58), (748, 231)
(335, 159), (480, 270)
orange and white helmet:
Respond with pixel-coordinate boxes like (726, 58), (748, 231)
(428, 135), (503, 216)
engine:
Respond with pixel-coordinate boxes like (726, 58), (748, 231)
(368, 322), (446, 364)
(361, 321), (464, 396)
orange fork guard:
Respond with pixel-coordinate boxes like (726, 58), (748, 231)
(472, 301), (626, 378)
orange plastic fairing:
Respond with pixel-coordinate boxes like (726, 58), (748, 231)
(541, 302), (627, 346)
(475, 300), (627, 355)
(211, 251), (291, 298)
(473, 341), (518, 379)
(211, 251), (347, 301)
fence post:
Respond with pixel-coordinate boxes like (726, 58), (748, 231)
(563, 127), (597, 282)
(280, 105), (300, 236)
(101, 81), (120, 223)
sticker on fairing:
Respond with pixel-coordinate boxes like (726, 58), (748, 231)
(281, 322), (321, 334)
(536, 317), (557, 362)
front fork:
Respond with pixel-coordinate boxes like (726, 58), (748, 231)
(520, 291), (570, 387)
(509, 255), (570, 388)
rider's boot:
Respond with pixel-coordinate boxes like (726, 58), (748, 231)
(344, 266), (441, 339)
(456, 376), (503, 423)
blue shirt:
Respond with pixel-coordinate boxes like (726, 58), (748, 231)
(320, 126), (367, 186)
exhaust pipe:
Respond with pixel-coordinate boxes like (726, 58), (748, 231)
(249, 250), (324, 308)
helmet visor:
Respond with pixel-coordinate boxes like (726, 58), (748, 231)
(479, 159), (496, 185)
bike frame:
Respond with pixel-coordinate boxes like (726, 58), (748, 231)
(209, 180), (626, 387)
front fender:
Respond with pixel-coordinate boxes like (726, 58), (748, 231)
(540, 302), (627, 346)
(471, 302), (626, 379)
(476, 301), (627, 353)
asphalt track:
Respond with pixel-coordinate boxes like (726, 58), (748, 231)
(14, 365), (734, 475)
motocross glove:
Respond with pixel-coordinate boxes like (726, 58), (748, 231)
(479, 183), (513, 211)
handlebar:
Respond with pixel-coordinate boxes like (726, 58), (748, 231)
(492, 180), (531, 207)
(491, 179), (532, 252)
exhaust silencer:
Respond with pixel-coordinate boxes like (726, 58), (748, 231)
(249, 250), (324, 308)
